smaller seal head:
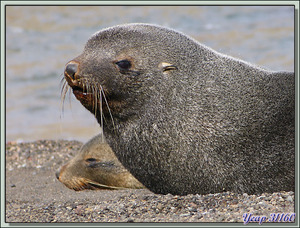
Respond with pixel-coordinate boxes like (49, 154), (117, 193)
(56, 134), (145, 191)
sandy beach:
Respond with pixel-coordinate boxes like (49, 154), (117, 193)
(5, 140), (295, 224)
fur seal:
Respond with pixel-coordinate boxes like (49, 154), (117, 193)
(56, 133), (145, 190)
(63, 23), (295, 195)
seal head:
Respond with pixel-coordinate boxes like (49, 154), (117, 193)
(56, 134), (145, 191)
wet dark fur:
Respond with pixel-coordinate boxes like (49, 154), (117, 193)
(63, 23), (295, 195)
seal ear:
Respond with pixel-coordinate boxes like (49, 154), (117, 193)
(159, 62), (178, 73)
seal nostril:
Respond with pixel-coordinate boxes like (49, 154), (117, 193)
(55, 170), (61, 180)
(65, 63), (78, 79)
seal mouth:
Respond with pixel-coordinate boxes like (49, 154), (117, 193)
(56, 165), (126, 191)
(61, 68), (116, 129)
(64, 69), (91, 96)
(71, 84), (94, 103)
(63, 62), (100, 103)
(64, 75), (96, 113)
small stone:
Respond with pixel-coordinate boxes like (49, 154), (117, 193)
(180, 213), (190, 217)
(188, 207), (198, 212)
(264, 197), (271, 201)
(157, 202), (163, 210)
(127, 218), (134, 222)
(258, 201), (267, 207)
(286, 196), (293, 202)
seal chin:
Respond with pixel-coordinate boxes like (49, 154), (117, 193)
(61, 177), (109, 191)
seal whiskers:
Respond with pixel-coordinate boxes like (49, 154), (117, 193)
(98, 86), (104, 140)
(60, 78), (70, 117)
(60, 69), (116, 136)
(99, 84), (115, 130)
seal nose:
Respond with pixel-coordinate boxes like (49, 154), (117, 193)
(65, 62), (78, 80)
(55, 169), (61, 180)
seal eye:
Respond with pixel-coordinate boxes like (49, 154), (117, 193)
(115, 59), (140, 76)
(85, 158), (98, 168)
(115, 60), (131, 70)
(85, 158), (97, 163)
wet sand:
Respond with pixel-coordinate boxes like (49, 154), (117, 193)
(5, 140), (295, 223)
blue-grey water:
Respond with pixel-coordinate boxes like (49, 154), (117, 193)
(5, 5), (294, 142)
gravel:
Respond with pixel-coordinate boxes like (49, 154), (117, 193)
(5, 140), (295, 224)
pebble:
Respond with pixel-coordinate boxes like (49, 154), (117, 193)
(286, 196), (293, 202)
